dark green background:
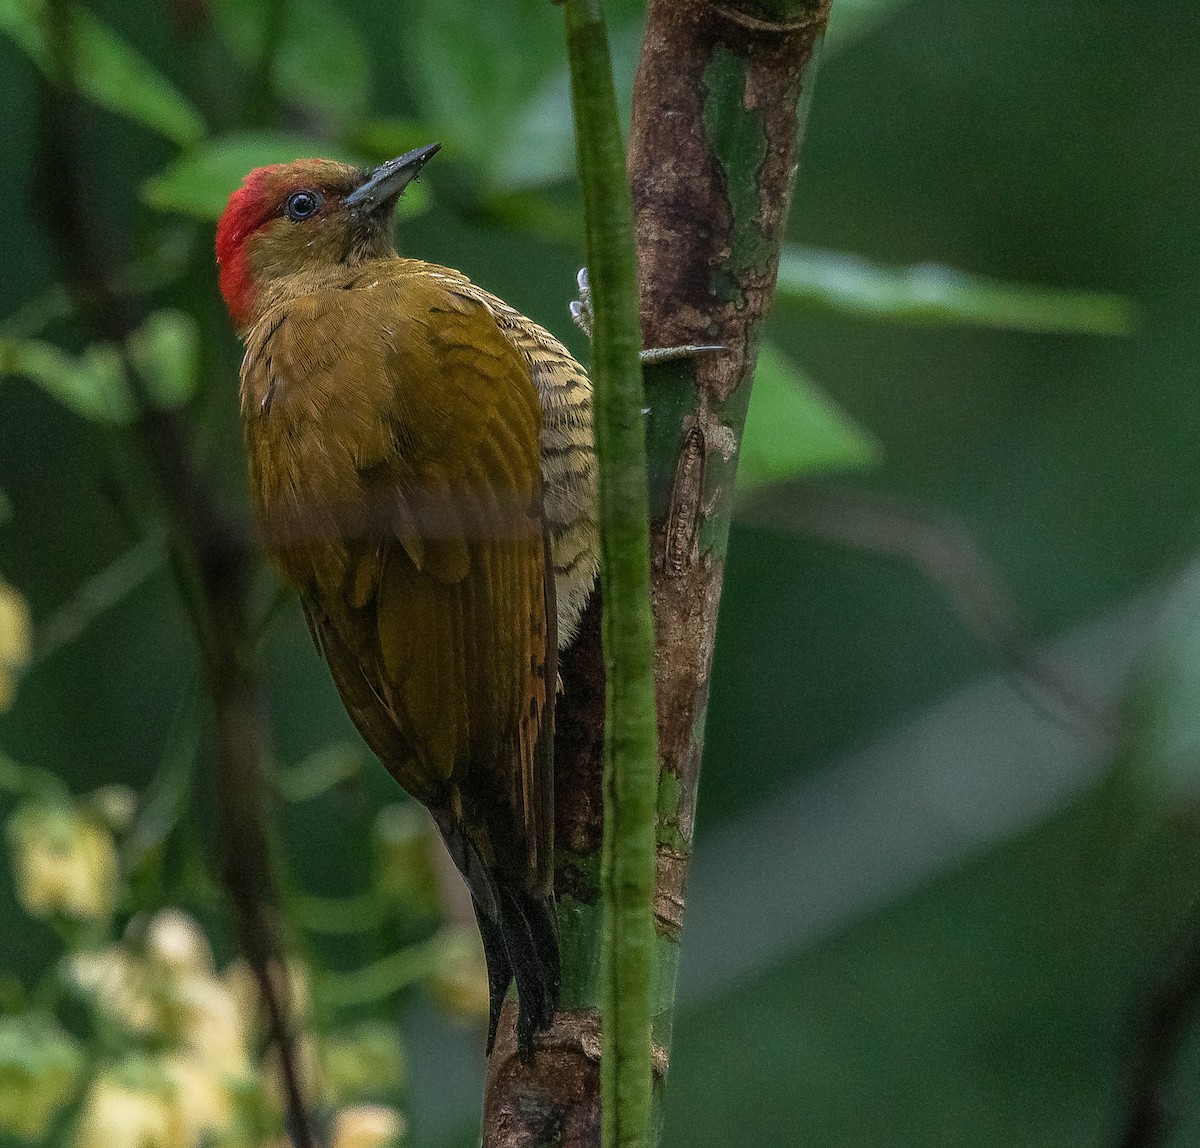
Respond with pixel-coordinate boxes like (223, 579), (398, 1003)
(1, 0), (1198, 1145)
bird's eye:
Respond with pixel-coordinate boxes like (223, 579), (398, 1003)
(285, 190), (322, 221)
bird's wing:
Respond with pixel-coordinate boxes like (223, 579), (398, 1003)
(243, 275), (554, 891)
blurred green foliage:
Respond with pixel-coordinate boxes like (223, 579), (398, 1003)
(0, 0), (1196, 1145)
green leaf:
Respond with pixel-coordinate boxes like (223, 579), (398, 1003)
(775, 245), (1136, 335)
(406, 0), (642, 191)
(1118, 561), (1200, 805)
(212, 0), (371, 121)
(824, 0), (915, 57)
(318, 928), (473, 1009)
(738, 343), (881, 491)
(0, 0), (41, 56)
(0, 0), (204, 146)
(0, 338), (133, 423)
(143, 132), (431, 221)
(126, 310), (200, 409)
(277, 741), (363, 803)
(347, 118), (440, 164)
(407, 0), (560, 186)
(0, 1013), (83, 1141)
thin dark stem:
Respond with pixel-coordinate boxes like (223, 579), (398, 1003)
(739, 483), (1112, 740)
(564, 2), (659, 1146)
(1119, 906), (1200, 1148)
(34, 4), (315, 1143)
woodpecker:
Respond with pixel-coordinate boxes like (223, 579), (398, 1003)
(216, 144), (598, 1058)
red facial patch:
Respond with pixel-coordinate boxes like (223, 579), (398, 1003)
(215, 165), (286, 330)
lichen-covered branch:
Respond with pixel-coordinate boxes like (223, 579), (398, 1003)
(482, 1), (829, 1144)
(630, 0), (829, 1066)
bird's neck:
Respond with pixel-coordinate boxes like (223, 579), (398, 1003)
(238, 254), (418, 338)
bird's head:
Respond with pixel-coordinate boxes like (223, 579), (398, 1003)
(215, 143), (440, 331)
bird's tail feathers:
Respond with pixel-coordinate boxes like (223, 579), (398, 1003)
(439, 824), (560, 1060)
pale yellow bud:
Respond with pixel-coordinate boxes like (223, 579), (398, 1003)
(0, 581), (30, 710)
(7, 804), (117, 922)
(146, 909), (214, 978)
(66, 946), (161, 1035)
(170, 973), (252, 1080)
(74, 1063), (183, 1148)
(330, 1104), (404, 1148)
(87, 784), (139, 833)
(0, 1015), (83, 1141)
(70, 914), (255, 1086)
(68, 940), (255, 1145)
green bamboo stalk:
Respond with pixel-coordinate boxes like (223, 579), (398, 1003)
(563, 3), (659, 1147)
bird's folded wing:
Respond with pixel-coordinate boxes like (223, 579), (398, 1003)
(247, 278), (554, 888)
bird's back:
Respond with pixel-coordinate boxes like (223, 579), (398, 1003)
(381, 263), (599, 648)
(240, 260), (554, 871)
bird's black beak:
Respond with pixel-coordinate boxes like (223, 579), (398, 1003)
(345, 143), (441, 214)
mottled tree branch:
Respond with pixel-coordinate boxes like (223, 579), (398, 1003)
(482, 1), (830, 1143)
(632, 0), (830, 1069)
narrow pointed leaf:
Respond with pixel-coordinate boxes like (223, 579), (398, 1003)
(0, 338), (134, 423)
(738, 343), (881, 492)
(776, 245), (1136, 334)
(0, 0), (204, 146)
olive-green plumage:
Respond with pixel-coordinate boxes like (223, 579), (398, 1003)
(216, 148), (597, 1057)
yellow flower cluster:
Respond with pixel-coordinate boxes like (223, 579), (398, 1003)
(74, 1064), (191, 1148)
(0, 787), (413, 1147)
(66, 910), (252, 1147)
(0, 580), (29, 711)
(62, 910), (406, 1148)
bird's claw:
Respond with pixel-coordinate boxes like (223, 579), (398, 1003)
(570, 267), (594, 341)
(569, 266), (724, 365)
